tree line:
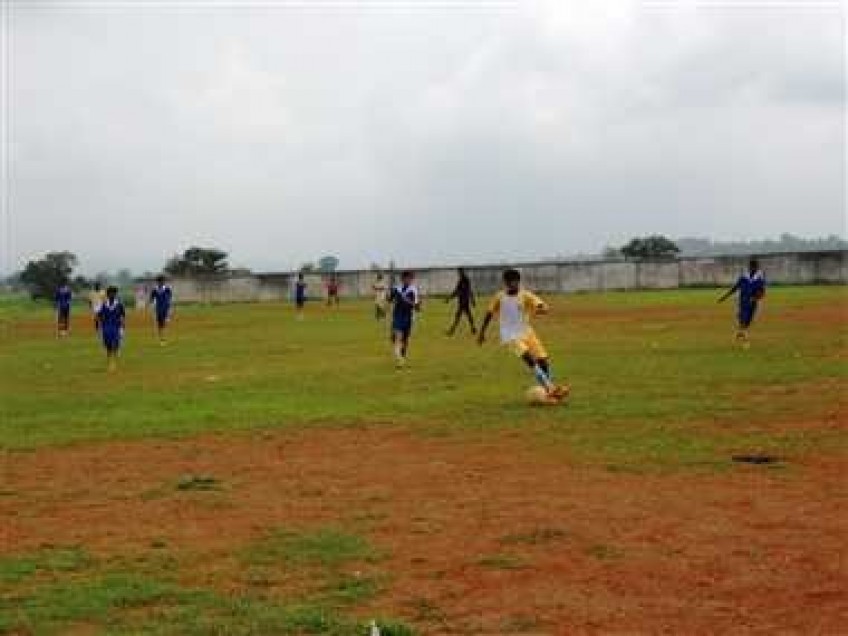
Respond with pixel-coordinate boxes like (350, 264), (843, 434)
(6, 247), (344, 300)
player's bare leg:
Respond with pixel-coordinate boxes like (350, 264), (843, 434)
(465, 308), (477, 334)
(536, 357), (569, 401)
(735, 325), (751, 349)
(392, 331), (403, 367)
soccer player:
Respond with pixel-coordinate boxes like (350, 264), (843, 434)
(134, 285), (147, 312)
(149, 275), (173, 345)
(97, 285), (125, 372)
(326, 276), (340, 306)
(372, 273), (388, 320)
(445, 267), (477, 336)
(55, 282), (72, 338)
(477, 268), (568, 402)
(88, 282), (106, 331)
(718, 258), (766, 348)
(388, 270), (421, 368)
(294, 273), (307, 320)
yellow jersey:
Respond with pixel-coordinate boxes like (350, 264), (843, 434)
(487, 289), (547, 343)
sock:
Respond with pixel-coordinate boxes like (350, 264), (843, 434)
(533, 364), (553, 390)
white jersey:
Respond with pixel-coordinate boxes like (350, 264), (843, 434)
(486, 289), (548, 343)
(373, 281), (387, 305)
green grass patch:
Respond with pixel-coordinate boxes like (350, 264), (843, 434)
(499, 527), (569, 546)
(241, 527), (376, 569)
(0, 544), (412, 635)
(586, 544), (625, 560)
(476, 553), (528, 570)
(175, 475), (221, 491)
(0, 546), (92, 585)
(0, 287), (844, 467)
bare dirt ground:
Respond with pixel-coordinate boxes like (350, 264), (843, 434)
(2, 426), (846, 634)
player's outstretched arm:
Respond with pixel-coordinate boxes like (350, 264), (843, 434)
(717, 282), (738, 303)
(524, 291), (548, 315)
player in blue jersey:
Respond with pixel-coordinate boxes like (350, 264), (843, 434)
(388, 270), (421, 368)
(294, 273), (307, 320)
(149, 275), (173, 345)
(718, 258), (766, 348)
(97, 286), (126, 372)
(54, 282), (73, 338)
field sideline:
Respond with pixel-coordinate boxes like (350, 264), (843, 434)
(1, 286), (845, 634)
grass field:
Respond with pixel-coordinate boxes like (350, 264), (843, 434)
(1, 287), (845, 634)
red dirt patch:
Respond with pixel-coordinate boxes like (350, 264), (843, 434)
(2, 427), (845, 633)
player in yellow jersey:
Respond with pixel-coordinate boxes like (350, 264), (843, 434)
(477, 268), (569, 402)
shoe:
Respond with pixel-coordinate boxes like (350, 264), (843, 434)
(549, 384), (570, 400)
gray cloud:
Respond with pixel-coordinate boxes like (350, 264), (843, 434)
(5, 0), (845, 275)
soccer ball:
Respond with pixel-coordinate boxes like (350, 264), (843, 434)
(526, 385), (554, 406)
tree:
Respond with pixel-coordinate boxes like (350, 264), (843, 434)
(164, 247), (229, 277)
(620, 235), (680, 261)
(72, 274), (93, 291)
(317, 255), (339, 273)
(602, 246), (621, 259)
(19, 251), (78, 299)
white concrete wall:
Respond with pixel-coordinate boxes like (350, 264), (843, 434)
(155, 250), (847, 303)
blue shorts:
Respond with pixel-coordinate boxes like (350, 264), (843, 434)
(295, 296), (305, 308)
(392, 317), (413, 338)
(156, 309), (170, 327)
(102, 328), (122, 352)
(738, 302), (758, 328)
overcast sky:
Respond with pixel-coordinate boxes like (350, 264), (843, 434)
(3, 0), (845, 275)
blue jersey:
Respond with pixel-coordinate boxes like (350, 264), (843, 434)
(150, 285), (173, 313)
(737, 271), (765, 306)
(97, 299), (125, 331)
(295, 281), (306, 302)
(55, 286), (72, 311)
(390, 284), (419, 324)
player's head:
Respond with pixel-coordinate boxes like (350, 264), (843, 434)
(94, 281), (101, 291)
(748, 258), (759, 273)
(457, 267), (467, 278)
(503, 268), (521, 293)
(401, 270), (414, 284)
(106, 285), (118, 300)
(156, 275), (165, 285)
(376, 273), (383, 280)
